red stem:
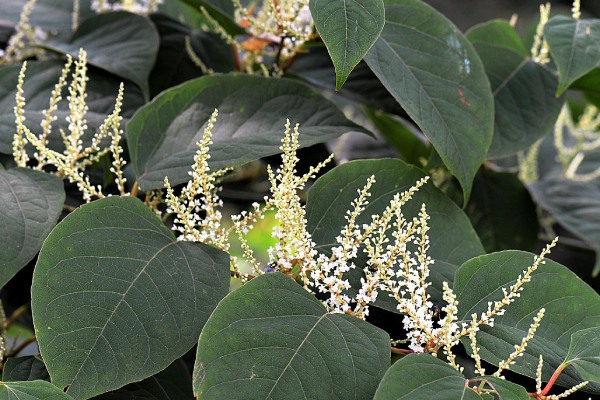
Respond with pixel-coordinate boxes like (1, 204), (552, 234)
(527, 362), (568, 398)
(390, 347), (414, 355)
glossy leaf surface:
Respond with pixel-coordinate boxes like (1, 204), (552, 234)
(310, 0), (385, 90)
(364, 0), (494, 201)
(0, 380), (71, 400)
(194, 273), (390, 399)
(127, 74), (367, 190)
(0, 168), (65, 289)
(545, 16), (600, 96)
(564, 327), (600, 383)
(31, 196), (230, 399)
(454, 251), (600, 393)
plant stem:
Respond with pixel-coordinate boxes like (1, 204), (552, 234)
(5, 304), (28, 329)
(390, 347), (413, 355)
(528, 362), (568, 398)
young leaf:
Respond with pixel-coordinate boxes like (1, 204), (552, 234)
(310, 0), (385, 90)
(544, 16), (600, 96)
(193, 273), (390, 399)
(364, 0), (494, 202)
(467, 20), (565, 158)
(0, 168), (65, 289)
(44, 12), (160, 99)
(2, 356), (50, 383)
(454, 251), (600, 393)
(127, 74), (368, 190)
(31, 196), (231, 399)
(373, 354), (483, 400)
(306, 159), (484, 307)
(0, 380), (72, 400)
(563, 327), (600, 383)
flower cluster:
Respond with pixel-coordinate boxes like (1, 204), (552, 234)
(13, 48), (128, 202)
(0, 0), (46, 66)
(91, 0), (163, 15)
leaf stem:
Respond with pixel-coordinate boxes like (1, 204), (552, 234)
(390, 347), (413, 355)
(528, 362), (568, 398)
(5, 304), (28, 329)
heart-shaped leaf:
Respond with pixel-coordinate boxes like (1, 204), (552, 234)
(306, 159), (483, 308)
(31, 196), (230, 399)
(45, 12), (160, 99)
(373, 354), (483, 399)
(0, 380), (72, 400)
(127, 74), (368, 190)
(310, 0), (385, 90)
(467, 20), (565, 158)
(454, 251), (600, 393)
(544, 16), (600, 96)
(0, 168), (65, 289)
(564, 327), (600, 383)
(193, 272), (390, 399)
(0, 60), (145, 155)
(364, 0), (494, 202)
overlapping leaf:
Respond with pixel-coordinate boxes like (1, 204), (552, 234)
(563, 327), (600, 383)
(193, 273), (390, 399)
(45, 12), (160, 99)
(2, 356), (50, 383)
(364, 0), (494, 201)
(0, 380), (71, 400)
(306, 159), (483, 308)
(545, 16), (600, 96)
(127, 74), (368, 190)
(467, 20), (564, 158)
(373, 354), (482, 400)
(310, 0), (385, 90)
(0, 60), (145, 155)
(454, 251), (600, 393)
(0, 0), (94, 32)
(0, 168), (65, 289)
(31, 196), (230, 399)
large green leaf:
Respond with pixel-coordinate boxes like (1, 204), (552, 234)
(454, 251), (600, 393)
(373, 354), (482, 400)
(193, 272), (390, 399)
(0, 0), (94, 32)
(528, 174), (600, 276)
(0, 380), (72, 400)
(476, 376), (529, 400)
(310, 0), (385, 90)
(564, 327), (600, 383)
(466, 170), (539, 253)
(127, 74), (368, 190)
(364, 0), (494, 201)
(92, 359), (194, 400)
(45, 12), (160, 99)
(2, 356), (50, 383)
(306, 159), (483, 308)
(544, 16), (600, 96)
(0, 168), (65, 289)
(0, 60), (145, 155)
(31, 196), (230, 399)
(467, 20), (564, 158)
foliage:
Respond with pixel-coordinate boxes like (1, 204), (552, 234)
(0, 0), (599, 399)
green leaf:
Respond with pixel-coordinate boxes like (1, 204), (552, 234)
(564, 327), (600, 383)
(373, 354), (482, 399)
(0, 380), (72, 400)
(193, 273), (390, 399)
(306, 159), (483, 309)
(127, 74), (368, 190)
(364, 0), (494, 202)
(454, 251), (600, 393)
(466, 170), (539, 252)
(310, 0), (385, 90)
(31, 196), (230, 399)
(45, 12), (159, 99)
(467, 20), (565, 158)
(0, 0), (95, 32)
(2, 356), (50, 383)
(528, 175), (600, 276)
(545, 16), (600, 96)
(92, 359), (194, 400)
(0, 60), (145, 155)
(0, 168), (65, 289)
(148, 14), (234, 98)
(476, 376), (530, 400)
